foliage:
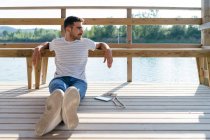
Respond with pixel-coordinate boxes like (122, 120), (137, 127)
(0, 28), (61, 42)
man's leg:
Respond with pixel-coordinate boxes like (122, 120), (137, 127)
(62, 78), (87, 129)
(35, 78), (67, 136)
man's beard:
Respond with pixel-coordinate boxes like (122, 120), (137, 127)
(77, 34), (82, 40)
(71, 33), (82, 40)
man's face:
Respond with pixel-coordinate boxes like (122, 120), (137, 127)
(67, 22), (83, 40)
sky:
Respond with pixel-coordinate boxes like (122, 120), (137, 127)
(0, 0), (201, 29)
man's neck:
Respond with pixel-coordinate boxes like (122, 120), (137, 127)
(64, 35), (75, 42)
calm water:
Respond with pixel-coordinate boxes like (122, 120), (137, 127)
(0, 57), (199, 84)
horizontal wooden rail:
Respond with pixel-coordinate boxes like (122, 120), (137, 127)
(0, 43), (40, 48)
(84, 18), (202, 25)
(0, 18), (202, 25)
(41, 48), (210, 57)
(0, 49), (33, 57)
(1, 47), (209, 89)
(0, 6), (201, 10)
(108, 48), (210, 57)
(0, 18), (63, 25)
(1, 48), (209, 58)
(0, 43), (202, 48)
(0, 48), (210, 57)
(109, 43), (202, 48)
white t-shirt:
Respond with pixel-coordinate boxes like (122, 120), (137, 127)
(49, 37), (96, 82)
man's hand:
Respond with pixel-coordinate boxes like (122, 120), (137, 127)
(103, 49), (113, 68)
(32, 46), (42, 67)
(32, 42), (49, 67)
(96, 42), (113, 68)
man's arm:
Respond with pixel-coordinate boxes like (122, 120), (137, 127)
(32, 42), (49, 67)
(96, 42), (113, 68)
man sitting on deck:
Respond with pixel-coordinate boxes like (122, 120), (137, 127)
(32, 16), (113, 136)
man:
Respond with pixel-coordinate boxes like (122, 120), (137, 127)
(32, 16), (113, 136)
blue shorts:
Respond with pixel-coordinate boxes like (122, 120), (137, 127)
(49, 76), (87, 100)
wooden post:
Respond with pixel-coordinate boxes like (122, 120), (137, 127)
(207, 57), (210, 86)
(196, 58), (201, 84)
(35, 57), (42, 89)
(26, 57), (32, 89)
(196, 57), (205, 84)
(41, 57), (48, 84)
(61, 8), (66, 37)
(127, 8), (132, 82)
(201, 0), (210, 86)
(203, 57), (210, 86)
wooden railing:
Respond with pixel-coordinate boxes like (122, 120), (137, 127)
(0, 5), (210, 89)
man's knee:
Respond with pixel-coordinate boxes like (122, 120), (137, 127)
(73, 83), (87, 99)
(49, 79), (67, 93)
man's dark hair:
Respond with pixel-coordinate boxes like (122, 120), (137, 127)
(64, 16), (84, 29)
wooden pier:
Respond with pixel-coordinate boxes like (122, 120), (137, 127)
(1, 83), (210, 139)
(1, 0), (210, 139)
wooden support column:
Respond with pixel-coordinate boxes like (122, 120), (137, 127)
(127, 8), (132, 82)
(201, 0), (210, 86)
(207, 57), (210, 86)
(41, 57), (48, 84)
(61, 8), (66, 37)
(196, 57), (205, 84)
(35, 57), (42, 89)
(196, 58), (200, 84)
(26, 57), (32, 89)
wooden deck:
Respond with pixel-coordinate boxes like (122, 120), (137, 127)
(1, 83), (210, 140)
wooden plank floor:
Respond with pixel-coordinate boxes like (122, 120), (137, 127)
(1, 83), (210, 140)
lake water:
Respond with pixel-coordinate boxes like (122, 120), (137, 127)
(0, 57), (199, 84)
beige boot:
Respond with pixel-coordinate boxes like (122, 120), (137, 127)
(62, 86), (80, 129)
(35, 89), (64, 136)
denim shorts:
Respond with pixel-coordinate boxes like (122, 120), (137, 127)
(49, 76), (87, 100)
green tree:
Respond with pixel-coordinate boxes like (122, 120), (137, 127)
(186, 25), (200, 39)
(169, 25), (186, 40)
(2, 30), (8, 37)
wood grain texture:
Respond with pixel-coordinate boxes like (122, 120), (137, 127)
(0, 83), (210, 139)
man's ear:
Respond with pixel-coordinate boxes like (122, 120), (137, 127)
(65, 26), (71, 32)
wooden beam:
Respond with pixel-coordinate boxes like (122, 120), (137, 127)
(131, 18), (202, 25)
(26, 57), (32, 89)
(0, 18), (63, 25)
(41, 48), (210, 57)
(0, 49), (33, 57)
(0, 43), (202, 48)
(108, 43), (202, 48)
(83, 18), (201, 25)
(0, 18), (201, 25)
(41, 57), (48, 85)
(201, 0), (210, 86)
(1, 47), (209, 58)
(0, 43), (40, 48)
(0, 6), (201, 10)
(207, 57), (210, 86)
(3, 48), (210, 58)
(102, 48), (210, 57)
(196, 58), (202, 84)
(127, 8), (132, 82)
(35, 57), (42, 89)
(61, 8), (66, 36)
